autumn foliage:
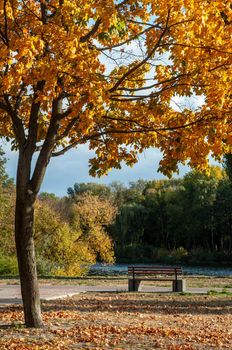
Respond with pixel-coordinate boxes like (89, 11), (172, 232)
(0, 0), (231, 173)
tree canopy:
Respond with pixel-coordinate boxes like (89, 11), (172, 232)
(0, 0), (231, 177)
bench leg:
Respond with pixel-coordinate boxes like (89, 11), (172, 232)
(172, 279), (186, 292)
(128, 279), (141, 292)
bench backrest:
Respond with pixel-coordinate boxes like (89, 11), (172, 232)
(128, 266), (183, 277)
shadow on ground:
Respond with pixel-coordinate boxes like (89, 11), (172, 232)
(40, 293), (232, 316)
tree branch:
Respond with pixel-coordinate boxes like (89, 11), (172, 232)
(27, 81), (45, 154)
(109, 10), (171, 93)
(160, 42), (232, 55)
(57, 116), (79, 141)
(116, 0), (130, 8)
(51, 113), (209, 158)
(3, 0), (9, 46)
(80, 19), (102, 43)
(30, 93), (64, 193)
(115, 73), (192, 92)
(97, 24), (162, 52)
(4, 95), (26, 146)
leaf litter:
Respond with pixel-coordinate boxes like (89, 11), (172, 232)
(0, 293), (231, 349)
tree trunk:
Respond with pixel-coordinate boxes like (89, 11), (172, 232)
(13, 92), (62, 327)
(15, 152), (43, 328)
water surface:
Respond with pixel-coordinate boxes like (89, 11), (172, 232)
(90, 263), (232, 277)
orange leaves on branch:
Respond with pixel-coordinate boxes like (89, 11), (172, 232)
(0, 0), (231, 176)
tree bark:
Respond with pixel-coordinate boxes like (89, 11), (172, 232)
(13, 91), (62, 327)
(15, 151), (43, 328)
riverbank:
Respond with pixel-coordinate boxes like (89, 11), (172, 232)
(1, 275), (232, 290)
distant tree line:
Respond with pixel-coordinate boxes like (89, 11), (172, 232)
(68, 166), (232, 265)
(1, 146), (232, 276)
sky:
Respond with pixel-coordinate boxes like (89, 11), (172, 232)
(0, 94), (205, 197)
(0, 93), (205, 197)
(1, 140), (190, 197)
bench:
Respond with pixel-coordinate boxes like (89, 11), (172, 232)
(128, 266), (186, 292)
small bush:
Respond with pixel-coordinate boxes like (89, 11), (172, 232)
(170, 247), (188, 262)
(116, 243), (154, 263)
(0, 255), (18, 275)
(151, 247), (172, 263)
(36, 256), (57, 276)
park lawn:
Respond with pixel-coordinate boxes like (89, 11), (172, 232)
(0, 293), (231, 349)
(1, 276), (232, 289)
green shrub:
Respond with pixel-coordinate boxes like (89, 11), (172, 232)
(151, 247), (170, 262)
(116, 243), (154, 263)
(36, 255), (57, 276)
(170, 247), (188, 262)
(0, 255), (18, 275)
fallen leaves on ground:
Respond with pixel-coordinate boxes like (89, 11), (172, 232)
(0, 293), (231, 349)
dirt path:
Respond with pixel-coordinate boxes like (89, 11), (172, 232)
(1, 283), (232, 304)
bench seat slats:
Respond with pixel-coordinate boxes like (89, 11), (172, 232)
(128, 278), (182, 281)
(128, 267), (182, 274)
(128, 267), (182, 270)
(128, 270), (182, 274)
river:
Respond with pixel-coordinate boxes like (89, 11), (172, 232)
(89, 263), (232, 277)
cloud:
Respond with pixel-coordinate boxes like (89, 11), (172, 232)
(0, 141), (190, 197)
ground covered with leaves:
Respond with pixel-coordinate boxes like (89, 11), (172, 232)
(0, 292), (231, 349)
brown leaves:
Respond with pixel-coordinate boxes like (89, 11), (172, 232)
(0, 293), (231, 349)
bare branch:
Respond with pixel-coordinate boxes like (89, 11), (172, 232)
(57, 116), (79, 141)
(27, 81), (45, 153)
(161, 42), (232, 55)
(3, 0), (9, 46)
(4, 95), (26, 146)
(115, 73), (192, 92)
(97, 25), (162, 52)
(0, 101), (7, 111)
(22, 0), (42, 22)
(80, 19), (101, 43)
(115, 0), (130, 8)
(109, 10), (171, 93)
(51, 142), (78, 157)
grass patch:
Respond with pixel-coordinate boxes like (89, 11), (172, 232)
(207, 288), (232, 296)
(178, 291), (192, 296)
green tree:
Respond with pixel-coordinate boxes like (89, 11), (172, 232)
(114, 203), (146, 244)
(67, 183), (112, 199)
(69, 192), (116, 264)
(0, 147), (16, 274)
(34, 194), (116, 275)
(213, 178), (232, 251)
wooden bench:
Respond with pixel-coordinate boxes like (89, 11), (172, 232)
(128, 266), (186, 292)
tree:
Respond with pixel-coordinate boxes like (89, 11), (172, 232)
(69, 192), (116, 264)
(0, 1), (230, 327)
(223, 154), (232, 185)
(34, 195), (115, 276)
(214, 178), (232, 251)
(176, 168), (221, 250)
(0, 146), (15, 251)
(67, 182), (112, 199)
